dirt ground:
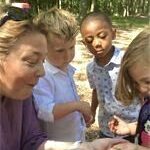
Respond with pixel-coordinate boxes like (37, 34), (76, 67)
(71, 28), (143, 141)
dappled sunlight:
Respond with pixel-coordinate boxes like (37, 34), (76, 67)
(114, 28), (143, 50)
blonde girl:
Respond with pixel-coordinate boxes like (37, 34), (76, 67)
(110, 27), (150, 150)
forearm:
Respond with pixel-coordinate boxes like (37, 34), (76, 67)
(38, 141), (91, 150)
(137, 145), (149, 150)
(38, 138), (129, 150)
(112, 142), (149, 150)
(53, 101), (80, 120)
(128, 122), (137, 135)
(91, 89), (98, 114)
(38, 140), (75, 150)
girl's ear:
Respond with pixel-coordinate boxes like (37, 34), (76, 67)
(112, 28), (116, 40)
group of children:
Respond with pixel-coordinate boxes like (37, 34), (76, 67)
(32, 7), (149, 149)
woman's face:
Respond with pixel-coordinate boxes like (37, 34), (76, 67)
(0, 32), (47, 100)
(129, 62), (150, 98)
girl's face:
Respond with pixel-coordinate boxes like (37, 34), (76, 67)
(47, 35), (75, 72)
(81, 19), (116, 60)
(0, 32), (47, 100)
(129, 62), (150, 98)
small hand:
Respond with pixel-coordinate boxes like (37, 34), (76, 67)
(90, 111), (96, 124)
(84, 115), (93, 127)
(78, 101), (92, 125)
(108, 115), (130, 135)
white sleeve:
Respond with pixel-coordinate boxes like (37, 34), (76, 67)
(33, 76), (55, 123)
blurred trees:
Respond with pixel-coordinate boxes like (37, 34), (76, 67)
(0, 0), (149, 19)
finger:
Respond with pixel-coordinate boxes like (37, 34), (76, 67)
(113, 115), (122, 121)
(86, 123), (91, 128)
(108, 138), (127, 147)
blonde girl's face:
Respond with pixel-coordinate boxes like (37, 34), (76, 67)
(0, 32), (47, 100)
(129, 62), (150, 98)
(47, 35), (75, 72)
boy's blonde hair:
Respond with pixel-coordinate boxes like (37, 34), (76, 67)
(116, 27), (150, 105)
(35, 7), (78, 41)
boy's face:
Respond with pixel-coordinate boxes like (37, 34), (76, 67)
(47, 35), (75, 71)
(81, 19), (116, 60)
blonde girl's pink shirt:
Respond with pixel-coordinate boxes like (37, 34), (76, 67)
(0, 96), (48, 150)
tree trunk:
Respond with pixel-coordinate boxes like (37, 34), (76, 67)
(90, 0), (96, 12)
(78, 0), (89, 21)
(5, 0), (11, 4)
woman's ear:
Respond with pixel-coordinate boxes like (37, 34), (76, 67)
(112, 28), (116, 40)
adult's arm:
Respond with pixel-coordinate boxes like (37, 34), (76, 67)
(38, 138), (126, 150)
(110, 142), (149, 150)
(21, 97), (48, 150)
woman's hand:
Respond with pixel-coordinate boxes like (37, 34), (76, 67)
(79, 138), (127, 150)
(38, 138), (127, 150)
(110, 142), (149, 150)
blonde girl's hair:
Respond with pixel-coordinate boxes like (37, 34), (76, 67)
(34, 7), (79, 41)
(116, 27), (150, 105)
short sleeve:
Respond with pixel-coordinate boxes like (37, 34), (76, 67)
(33, 76), (55, 122)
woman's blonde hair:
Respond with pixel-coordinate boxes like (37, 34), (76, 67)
(116, 27), (150, 105)
(0, 5), (48, 57)
(34, 7), (78, 41)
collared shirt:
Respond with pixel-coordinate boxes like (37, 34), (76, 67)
(33, 60), (85, 142)
(0, 96), (47, 150)
(87, 47), (141, 137)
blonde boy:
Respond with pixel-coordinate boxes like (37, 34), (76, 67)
(33, 8), (92, 142)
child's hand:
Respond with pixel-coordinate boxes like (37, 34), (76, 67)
(89, 110), (96, 125)
(85, 110), (96, 127)
(84, 115), (93, 127)
(108, 115), (130, 135)
(77, 101), (92, 125)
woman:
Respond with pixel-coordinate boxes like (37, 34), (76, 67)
(0, 4), (125, 150)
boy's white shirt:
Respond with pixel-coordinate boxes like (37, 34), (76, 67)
(87, 47), (141, 137)
(33, 60), (86, 142)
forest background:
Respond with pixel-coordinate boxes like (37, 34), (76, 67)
(1, 0), (149, 141)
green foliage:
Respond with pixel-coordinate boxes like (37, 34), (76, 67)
(0, 0), (149, 29)
(112, 16), (149, 29)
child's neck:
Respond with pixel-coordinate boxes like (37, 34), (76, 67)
(96, 46), (115, 66)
